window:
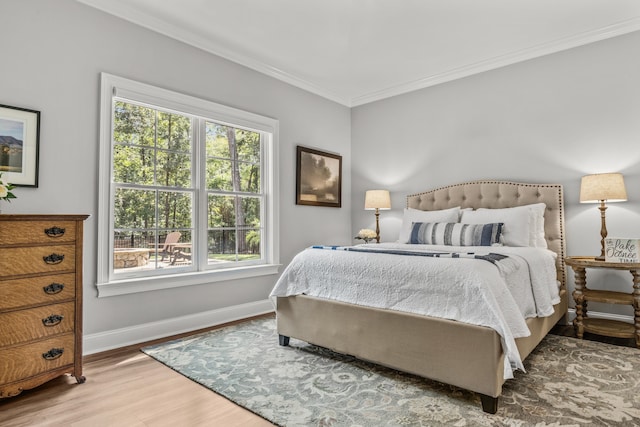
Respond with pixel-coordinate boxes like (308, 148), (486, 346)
(97, 73), (279, 297)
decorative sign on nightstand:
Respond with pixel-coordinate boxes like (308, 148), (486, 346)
(605, 237), (640, 263)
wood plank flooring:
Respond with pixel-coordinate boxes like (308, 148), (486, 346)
(0, 315), (274, 427)
(0, 315), (635, 427)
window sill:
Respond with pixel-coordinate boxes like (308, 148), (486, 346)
(96, 264), (281, 297)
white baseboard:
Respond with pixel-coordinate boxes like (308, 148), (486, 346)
(84, 304), (632, 355)
(83, 299), (274, 355)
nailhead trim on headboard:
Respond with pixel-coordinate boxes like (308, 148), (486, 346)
(407, 181), (566, 287)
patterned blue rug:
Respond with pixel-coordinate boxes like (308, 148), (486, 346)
(142, 317), (640, 426)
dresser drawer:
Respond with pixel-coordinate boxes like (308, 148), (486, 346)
(0, 245), (76, 277)
(0, 221), (76, 246)
(0, 273), (75, 311)
(0, 334), (75, 384)
(0, 215), (86, 397)
(0, 302), (75, 347)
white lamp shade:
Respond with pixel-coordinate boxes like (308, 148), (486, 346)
(580, 173), (627, 203)
(364, 190), (391, 210)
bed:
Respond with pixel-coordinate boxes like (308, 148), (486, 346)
(272, 180), (568, 413)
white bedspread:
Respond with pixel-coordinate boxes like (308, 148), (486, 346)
(269, 242), (560, 379)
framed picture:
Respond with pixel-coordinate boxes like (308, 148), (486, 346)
(296, 145), (342, 207)
(0, 104), (40, 187)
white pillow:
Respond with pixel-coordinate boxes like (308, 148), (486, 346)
(526, 203), (547, 248)
(461, 203), (547, 247)
(459, 207), (473, 221)
(398, 207), (461, 243)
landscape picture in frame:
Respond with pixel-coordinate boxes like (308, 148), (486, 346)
(296, 145), (342, 207)
(0, 104), (40, 187)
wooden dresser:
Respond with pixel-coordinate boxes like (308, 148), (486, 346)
(0, 214), (89, 397)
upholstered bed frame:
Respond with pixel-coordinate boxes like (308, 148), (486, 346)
(276, 181), (568, 413)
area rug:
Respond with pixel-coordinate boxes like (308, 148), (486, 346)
(142, 317), (640, 426)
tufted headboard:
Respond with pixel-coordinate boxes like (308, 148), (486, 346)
(407, 181), (566, 287)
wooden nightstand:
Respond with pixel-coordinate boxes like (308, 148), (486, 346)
(565, 256), (639, 347)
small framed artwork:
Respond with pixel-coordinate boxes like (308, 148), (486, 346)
(0, 104), (40, 187)
(296, 145), (342, 207)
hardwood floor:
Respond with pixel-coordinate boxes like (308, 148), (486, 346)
(0, 315), (274, 427)
(0, 315), (635, 427)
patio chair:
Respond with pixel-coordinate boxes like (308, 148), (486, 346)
(171, 242), (192, 265)
(151, 231), (181, 262)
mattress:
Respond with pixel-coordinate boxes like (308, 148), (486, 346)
(269, 242), (560, 378)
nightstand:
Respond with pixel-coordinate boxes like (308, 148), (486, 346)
(565, 256), (639, 347)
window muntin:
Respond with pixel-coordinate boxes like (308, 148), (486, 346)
(205, 121), (262, 266)
(112, 101), (194, 275)
(97, 74), (278, 295)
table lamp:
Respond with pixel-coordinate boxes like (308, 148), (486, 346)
(580, 173), (627, 260)
(365, 190), (391, 243)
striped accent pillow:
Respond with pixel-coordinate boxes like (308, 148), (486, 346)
(409, 222), (504, 246)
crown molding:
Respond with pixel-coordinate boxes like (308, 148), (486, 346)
(350, 17), (640, 106)
(78, 1), (640, 108)
(76, 0), (351, 106)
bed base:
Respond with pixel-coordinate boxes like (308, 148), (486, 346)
(276, 181), (567, 414)
(276, 290), (567, 414)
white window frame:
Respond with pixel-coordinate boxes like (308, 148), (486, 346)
(96, 73), (280, 297)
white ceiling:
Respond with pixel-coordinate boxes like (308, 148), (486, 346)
(78, 0), (640, 107)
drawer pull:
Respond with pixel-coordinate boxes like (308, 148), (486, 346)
(44, 226), (66, 238)
(42, 314), (64, 327)
(43, 283), (65, 294)
(42, 348), (64, 361)
(43, 253), (65, 264)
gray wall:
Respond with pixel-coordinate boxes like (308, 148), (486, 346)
(3, 0), (638, 343)
(352, 30), (640, 316)
(0, 0), (351, 344)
